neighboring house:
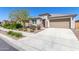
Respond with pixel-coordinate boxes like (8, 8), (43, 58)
(30, 13), (77, 29)
(0, 21), (2, 26)
(75, 20), (79, 29)
(1, 20), (9, 26)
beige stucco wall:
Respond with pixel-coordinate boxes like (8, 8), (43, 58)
(71, 17), (75, 29)
(36, 19), (41, 25)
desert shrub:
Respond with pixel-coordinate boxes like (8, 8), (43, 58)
(29, 25), (36, 32)
(14, 23), (23, 29)
(2, 23), (23, 29)
(37, 25), (41, 30)
(29, 25), (36, 30)
(7, 31), (23, 38)
(14, 32), (23, 38)
(2, 23), (10, 29)
(7, 31), (13, 34)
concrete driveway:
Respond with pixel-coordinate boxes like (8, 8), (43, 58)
(19, 28), (79, 51)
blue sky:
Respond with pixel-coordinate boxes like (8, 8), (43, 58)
(0, 7), (79, 21)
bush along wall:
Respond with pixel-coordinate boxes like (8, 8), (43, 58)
(2, 23), (23, 29)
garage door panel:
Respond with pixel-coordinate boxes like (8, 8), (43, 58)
(49, 19), (70, 28)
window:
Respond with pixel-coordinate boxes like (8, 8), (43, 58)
(32, 19), (37, 24)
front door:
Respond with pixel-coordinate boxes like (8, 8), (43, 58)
(42, 19), (45, 27)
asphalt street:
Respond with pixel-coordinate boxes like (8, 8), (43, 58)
(0, 38), (18, 51)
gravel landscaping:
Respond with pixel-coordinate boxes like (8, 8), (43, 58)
(0, 29), (24, 40)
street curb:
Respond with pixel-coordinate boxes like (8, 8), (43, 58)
(0, 33), (26, 51)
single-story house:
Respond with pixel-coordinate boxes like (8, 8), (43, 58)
(75, 20), (79, 29)
(29, 13), (77, 29)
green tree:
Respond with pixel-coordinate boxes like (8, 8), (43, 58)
(9, 9), (29, 28)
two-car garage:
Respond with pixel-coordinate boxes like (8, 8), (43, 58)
(40, 14), (76, 29)
(49, 18), (71, 29)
